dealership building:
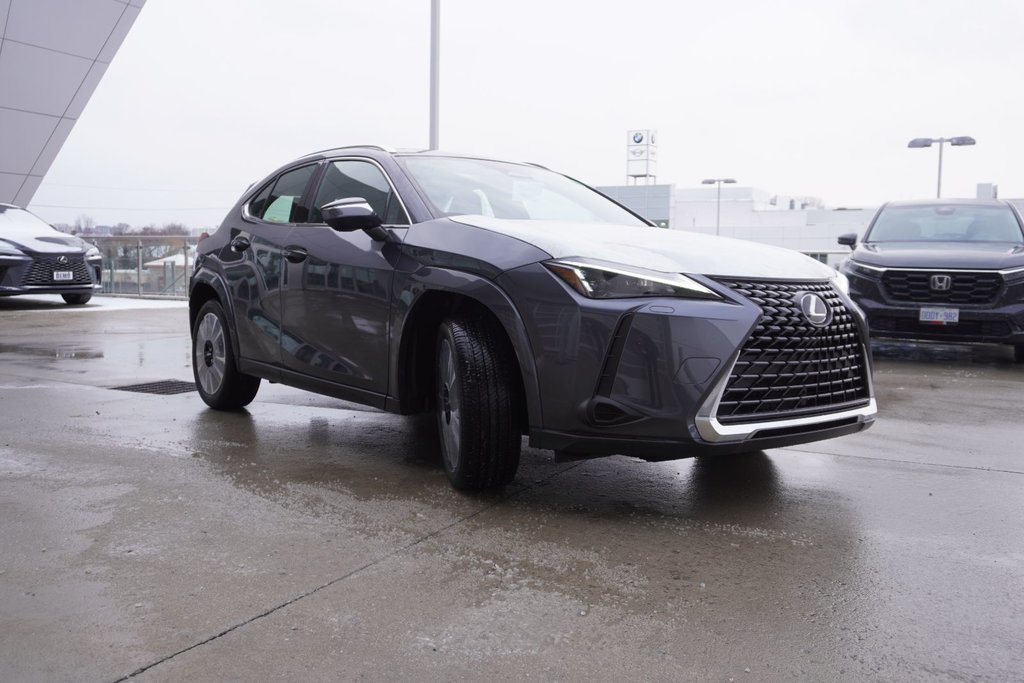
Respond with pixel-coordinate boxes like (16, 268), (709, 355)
(0, 0), (145, 208)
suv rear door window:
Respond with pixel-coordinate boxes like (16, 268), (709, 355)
(253, 164), (318, 224)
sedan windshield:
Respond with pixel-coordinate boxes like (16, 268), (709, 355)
(866, 204), (1024, 243)
(399, 156), (647, 225)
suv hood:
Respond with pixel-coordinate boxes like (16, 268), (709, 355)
(852, 241), (1024, 270)
(451, 216), (835, 280)
(0, 233), (91, 254)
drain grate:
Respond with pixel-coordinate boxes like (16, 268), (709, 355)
(112, 379), (197, 395)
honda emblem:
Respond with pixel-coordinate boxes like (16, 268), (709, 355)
(930, 274), (952, 291)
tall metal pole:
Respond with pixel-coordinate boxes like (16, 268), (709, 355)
(429, 0), (440, 150)
(715, 181), (722, 236)
(936, 139), (945, 198)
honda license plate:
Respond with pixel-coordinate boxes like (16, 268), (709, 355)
(53, 271), (74, 281)
(919, 307), (959, 325)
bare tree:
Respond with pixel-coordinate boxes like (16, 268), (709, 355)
(73, 214), (95, 234)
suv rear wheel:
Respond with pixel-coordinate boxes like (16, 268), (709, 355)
(192, 299), (260, 409)
(436, 316), (520, 490)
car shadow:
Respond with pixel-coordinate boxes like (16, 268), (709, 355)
(0, 295), (94, 311)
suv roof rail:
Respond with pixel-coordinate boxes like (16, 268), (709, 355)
(304, 144), (397, 158)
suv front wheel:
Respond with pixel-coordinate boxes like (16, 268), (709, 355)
(436, 316), (520, 490)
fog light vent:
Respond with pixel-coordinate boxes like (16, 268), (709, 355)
(593, 402), (627, 423)
(584, 397), (642, 426)
(112, 379), (197, 395)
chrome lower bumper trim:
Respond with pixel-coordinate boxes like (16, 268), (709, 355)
(695, 398), (877, 443)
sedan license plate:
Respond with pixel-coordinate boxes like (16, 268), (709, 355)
(919, 307), (959, 325)
(53, 271), (74, 281)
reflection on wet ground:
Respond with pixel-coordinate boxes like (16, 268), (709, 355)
(872, 338), (1022, 367)
(0, 342), (105, 360)
(1, 304), (1022, 680)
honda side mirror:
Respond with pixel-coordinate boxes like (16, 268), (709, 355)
(837, 233), (857, 248)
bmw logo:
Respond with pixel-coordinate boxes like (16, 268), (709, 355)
(797, 292), (832, 327)
(632, 132), (644, 144)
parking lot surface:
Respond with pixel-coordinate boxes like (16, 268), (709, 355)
(1, 295), (1022, 681)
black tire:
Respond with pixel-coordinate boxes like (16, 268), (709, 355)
(61, 293), (91, 305)
(1015, 344), (1024, 364)
(436, 315), (521, 490)
(192, 299), (260, 410)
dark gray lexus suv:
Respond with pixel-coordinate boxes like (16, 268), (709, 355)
(838, 199), (1024, 362)
(189, 146), (876, 489)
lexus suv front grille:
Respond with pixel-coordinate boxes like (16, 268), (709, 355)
(881, 270), (1002, 305)
(714, 279), (871, 424)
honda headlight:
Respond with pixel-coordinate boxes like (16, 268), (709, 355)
(840, 258), (884, 279)
(545, 258), (720, 300)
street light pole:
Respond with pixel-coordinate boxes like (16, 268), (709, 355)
(429, 0), (440, 150)
(908, 136), (975, 198)
(701, 178), (737, 236)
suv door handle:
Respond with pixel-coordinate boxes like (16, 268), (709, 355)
(230, 235), (251, 253)
(283, 246), (308, 263)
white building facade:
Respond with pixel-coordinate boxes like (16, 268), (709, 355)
(598, 182), (876, 265)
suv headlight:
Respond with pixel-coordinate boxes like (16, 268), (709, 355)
(545, 258), (721, 300)
(0, 242), (25, 257)
(1001, 265), (1024, 283)
(831, 270), (850, 295)
(85, 246), (101, 260)
(840, 259), (884, 278)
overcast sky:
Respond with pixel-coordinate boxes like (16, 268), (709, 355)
(27, 0), (1024, 228)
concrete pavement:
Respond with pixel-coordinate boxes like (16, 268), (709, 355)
(1, 295), (1022, 681)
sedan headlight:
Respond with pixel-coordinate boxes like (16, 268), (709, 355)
(545, 258), (720, 300)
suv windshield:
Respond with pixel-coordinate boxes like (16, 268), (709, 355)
(867, 204), (1024, 243)
(399, 156), (647, 225)
(0, 205), (59, 237)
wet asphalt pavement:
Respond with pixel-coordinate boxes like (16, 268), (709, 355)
(0, 295), (1022, 682)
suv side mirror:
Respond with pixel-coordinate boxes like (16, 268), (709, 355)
(837, 233), (857, 248)
(321, 197), (388, 241)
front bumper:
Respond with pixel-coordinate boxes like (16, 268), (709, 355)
(847, 273), (1024, 345)
(0, 251), (102, 297)
(505, 264), (876, 459)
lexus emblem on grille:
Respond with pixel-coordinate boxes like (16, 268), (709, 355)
(930, 274), (952, 291)
(797, 292), (832, 327)
(57, 255), (69, 265)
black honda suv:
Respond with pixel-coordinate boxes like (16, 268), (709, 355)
(838, 199), (1024, 361)
(190, 146), (875, 489)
